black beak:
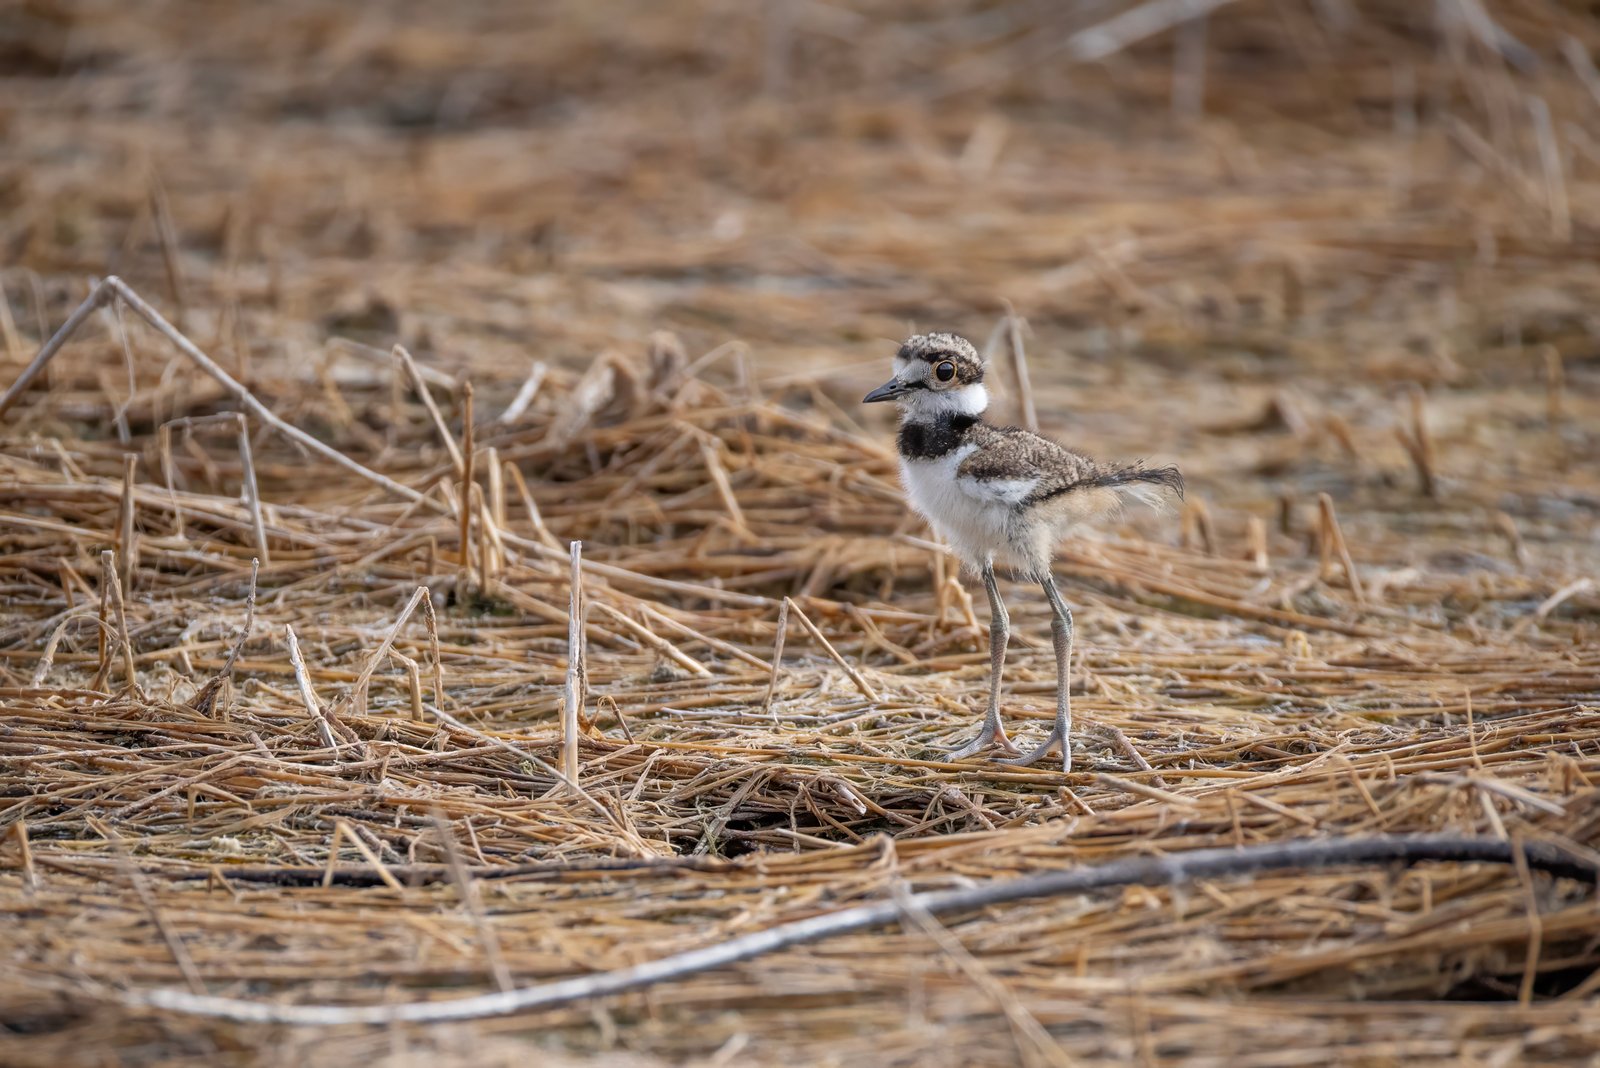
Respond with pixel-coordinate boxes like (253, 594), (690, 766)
(862, 378), (908, 404)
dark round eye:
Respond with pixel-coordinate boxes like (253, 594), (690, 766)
(935, 361), (956, 382)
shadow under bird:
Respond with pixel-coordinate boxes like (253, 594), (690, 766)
(864, 333), (1182, 771)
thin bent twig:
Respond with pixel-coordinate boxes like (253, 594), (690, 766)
(123, 835), (1595, 1026)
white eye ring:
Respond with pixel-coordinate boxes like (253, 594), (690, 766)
(935, 361), (956, 382)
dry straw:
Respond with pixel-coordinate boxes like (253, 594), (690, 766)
(3, 0), (1600, 1063)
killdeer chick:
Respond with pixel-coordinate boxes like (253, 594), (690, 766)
(863, 333), (1181, 771)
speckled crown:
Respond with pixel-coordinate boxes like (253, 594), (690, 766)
(898, 332), (984, 382)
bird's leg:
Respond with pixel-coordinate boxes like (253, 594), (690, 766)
(946, 563), (1021, 759)
(1001, 574), (1074, 772)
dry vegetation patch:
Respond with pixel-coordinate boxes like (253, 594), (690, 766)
(2, 1), (1599, 1064)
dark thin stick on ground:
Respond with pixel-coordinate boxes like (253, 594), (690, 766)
(124, 835), (1598, 1026)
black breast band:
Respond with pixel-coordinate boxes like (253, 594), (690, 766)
(898, 413), (979, 460)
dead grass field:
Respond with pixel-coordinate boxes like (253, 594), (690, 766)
(2, 1), (1600, 1065)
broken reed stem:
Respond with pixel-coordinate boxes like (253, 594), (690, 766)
(1004, 306), (1038, 433)
(762, 597), (791, 717)
(1105, 725), (1167, 788)
(332, 819), (404, 892)
(285, 624), (341, 752)
(1316, 493), (1366, 604)
(1543, 345), (1565, 425)
(99, 550), (138, 691)
(1180, 496), (1215, 555)
(1493, 510), (1527, 566)
(697, 433), (748, 535)
(125, 835), (1598, 1026)
(486, 446), (506, 528)
(0, 277), (22, 366)
(192, 557), (259, 717)
(12, 820), (37, 891)
(459, 382), (476, 594)
(784, 597), (879, 702)
(117, 453), (137, 596)
(393, 652), (425, 720)
(234, 414), (270, 565)
(394, 344), (464, 475)
(147, 171), (188, 321)
(421, 591), (445, 708)
(1527, 94), (1571, 242)
(563, 541), (585, 787)
(158, 424), (183, 539)
(1245, 514), (1269, 572)
(1395, 385), (1437, 498)
(503, 460), (562, 550)
(475, 485), (500, 585)
(343, 586), (430, 715)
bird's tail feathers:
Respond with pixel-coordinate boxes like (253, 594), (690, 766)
(1089, 463), (1184, 512)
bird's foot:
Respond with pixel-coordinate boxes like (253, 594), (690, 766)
(944, 719), (1022, 761)
(998, 729), (1072, 773)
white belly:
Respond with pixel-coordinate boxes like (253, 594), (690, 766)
(901, 448), (1034, 570)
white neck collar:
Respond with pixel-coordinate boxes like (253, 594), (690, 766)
(900, 383), (989, 421)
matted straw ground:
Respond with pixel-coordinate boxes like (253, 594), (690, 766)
(2, 1), (1600, 1065)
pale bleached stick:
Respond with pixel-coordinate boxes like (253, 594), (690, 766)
(498, 361), (547, 425)
(697, 433), (749, 535)
(1527, 94), (1570, 242)
(12, 821), (36, 892)
(1317, 493), (1367, 605)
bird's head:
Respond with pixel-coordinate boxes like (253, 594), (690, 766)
(862, 332), (988, 418)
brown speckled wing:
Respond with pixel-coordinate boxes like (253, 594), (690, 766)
(956, 425), (1100, 495)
